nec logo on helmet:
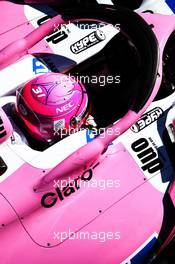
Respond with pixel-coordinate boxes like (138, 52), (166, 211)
(70, 30), (106, 54)
(56, 101), (74, 114)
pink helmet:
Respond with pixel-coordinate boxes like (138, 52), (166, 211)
(16, 73), (89, 142)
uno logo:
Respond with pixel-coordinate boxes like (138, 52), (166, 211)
(131, 107), (163, 133)
(70, 30), (106, 54)
(37, 16), (69, 44)
(131, 138), (163, 174)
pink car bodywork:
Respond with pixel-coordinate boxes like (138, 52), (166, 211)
(0, 2), (174, 263)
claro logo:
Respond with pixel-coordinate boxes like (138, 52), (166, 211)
(41, 163), (99, 208)
(70, 30), (106, 54)
(131, 138), (163, 174)
(131, 107), (163, 133)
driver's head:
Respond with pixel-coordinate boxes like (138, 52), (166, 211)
(15, 73), (89, 142)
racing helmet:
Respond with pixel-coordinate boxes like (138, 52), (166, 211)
(15, 73), (89, 142)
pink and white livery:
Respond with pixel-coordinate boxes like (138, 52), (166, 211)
(0, 1), (174, 264)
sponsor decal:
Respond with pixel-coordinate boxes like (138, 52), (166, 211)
(131, 138), (163, 174)
(0, 116), (7, 139)
(70, 30), (106, 54)
(32, 58), (49, 75)
(86, 130), (96, 142)
(131, 107), (163, 133)
(54, 119), (65, 131)
(56, 101), (74, 114)
(37, 15), (69, 44)
(41, 163), (99, 208)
